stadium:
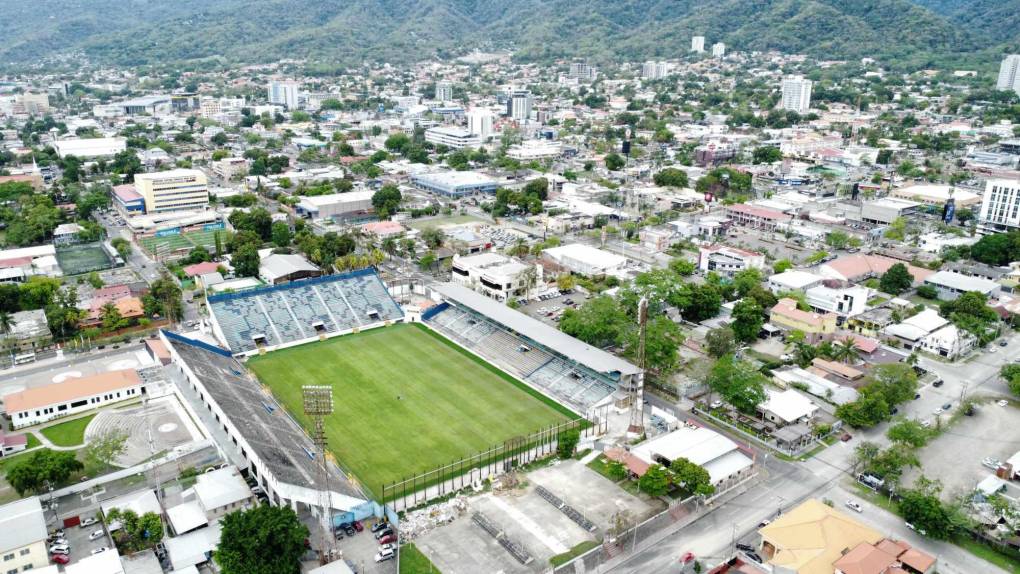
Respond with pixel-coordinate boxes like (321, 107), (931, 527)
(162, 267), (640, 521)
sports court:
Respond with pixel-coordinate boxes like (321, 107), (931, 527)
(138, 229), (219, 256)
(247, 323), (573, 496)
(56, 242), (116, 275)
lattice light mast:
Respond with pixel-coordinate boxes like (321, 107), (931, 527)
(628, 297), (647, 434)
(303, 385), (336, 565)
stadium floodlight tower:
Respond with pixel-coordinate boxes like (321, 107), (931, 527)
(628, 297), (648, 435)
(303, 385), (337, 565)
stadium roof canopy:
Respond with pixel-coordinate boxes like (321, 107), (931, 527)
(434, 282), (642, 376)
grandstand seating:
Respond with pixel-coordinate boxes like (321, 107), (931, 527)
(208, 270), (403, 354)
(425, 305), (616, 413)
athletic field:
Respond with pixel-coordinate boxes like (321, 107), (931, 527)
(248, 323), (573, 496)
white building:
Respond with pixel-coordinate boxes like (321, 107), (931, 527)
(0, 497), (49, 572)
(542, 244), (626, 276)
(51, 137), (127, 159)
(267, 80), (300, 109)
(642, 61), (670, 80)
(507, 90), (533, 121)
(691, 36), (706, 53)
(978, 178), (1020, 234)
(631, 426), (753, 488)
(3, 369), (144, 429)
(424, 126), (482, 149)
(883, 308), (976, 360)
(711, 42), (726, 58)
(295, 191), (374, 220)
(506, 139), (562, 160)
(767, 270), (826, 294)
(134, 169), (209, 213)
(997, 55), (1020, 96)
(805, 284), (870, 317)
(781, 75), (813, 114)
(568, 62), (598, 82)
(758, 389), (819, 427)
(698, 245), (766, 275)
(451, 252), (542, 302)
(435, 81), (454, 103)
(923, 270), (1001, 301)
(466, 108), (494, 138)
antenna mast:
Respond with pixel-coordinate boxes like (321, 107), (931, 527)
(303, 385), (336, 565)
(628, 297), (647, 434)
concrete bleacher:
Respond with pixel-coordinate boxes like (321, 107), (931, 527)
(208, 270), (403, 354)
(425, 305), (616, 413)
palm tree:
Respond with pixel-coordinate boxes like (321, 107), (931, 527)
(793, 340), (817, 368)
(0, 312), (13, 334)
(382, 237), (398, 259)
(519, 266), (538, 300)
(833, 337), (861, 365)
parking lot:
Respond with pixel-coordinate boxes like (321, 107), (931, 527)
(46, 513), (112, 568)
(901, 400), (1020, 500)
(518, 290), (587, 326)
(330, 517), (398, 574)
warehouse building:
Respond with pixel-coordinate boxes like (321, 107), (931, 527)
(542, 243), (626, 276)
(411, 171), (499, 197)
(295, 191), (374, 221)
(861, 197), (921, 225)
(51, 137), (127, 159)
(923, 270), (1001, 301)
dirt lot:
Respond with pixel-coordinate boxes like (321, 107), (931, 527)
(901, 399), (1020, 500)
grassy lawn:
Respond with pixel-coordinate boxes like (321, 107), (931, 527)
(26, 433), (40, 449)
(249, 323), (572, 497)
(550, 540), (600, 567)
(400, 543), (440, 574)
(40, 414), (96, 447)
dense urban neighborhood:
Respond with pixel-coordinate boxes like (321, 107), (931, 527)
(4, 3), (1020, 573)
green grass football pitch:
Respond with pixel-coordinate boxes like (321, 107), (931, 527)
(247, 323), (574, 497)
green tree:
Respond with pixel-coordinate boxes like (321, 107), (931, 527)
(100, 302), (125, 331)
(271, 221), (292, 247)
(624, 316), (684, 375)
(232, 244), (260, 277)
(556, 274), (576, 291)
(84, 430), (128, 474)
(773, 259), (793, 274)
(605, 153), (625, 171)
(6, 449), (84, 495)
(886, 419), (932, 448)
(730, 298), (763, 343)
(752, 146), (782, 164)
(705, 327), (736, 359)
(879, 263), (913, 295)
(653, 168), (689, 188)
(105, 508), (164, 552)
(670, 458), (714, 497)
(832, 336), (860, 364)
(560, 296), (630, 348)
(215, 505), (309, 574)
(371, 184), (402, 217)
(111, 237), (132, 259)
(916, 285), (937, 299)
(557, 429), (580, 459)
(638, 464), (670, 497)
(420, 227), (445, 250)
(670, 258), (696, 276)
(705, 355), (767, 414)
(898, 478), (957, 539)
(825, 230), (850, 250)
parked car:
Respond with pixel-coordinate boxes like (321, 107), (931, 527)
(91, 547), (109, 555)
(999, 339), (1008, 347)
(375, 548), (395, 563)
(88, 529), (105, 541)
(735, 543), (755, 553)
(933, 379), (944, 387)
(49, 530), (65, 539)
(377, 534), (397, 545)
(745, 551), (764, 563)
(982, 457), (1001, 470)
(50, 538), (68, 546)
(51, 554), (70, 565)
(49, 544), (69, 554)
(845, 500), (863, 513)
(710, 400), (724, 409)
(942, 402), (952, 411)
(80, 518), (97, 528)
(998, 400), (1010, 407)
(371, 521), (390, 533)
(757, 519), (771, 528)
(375, 528), (394, 540)
(921, 420), (931, 428)
(840, 433), (853, 442)
(933, 407), (943, 415)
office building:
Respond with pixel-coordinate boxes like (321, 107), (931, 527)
(781, 75), (813, 113)
(568, 62), (598, 82)
(295, 191), (374, 220)
(467, 108), (494, 138)
(451, 252), (542, 302)
(134, 169), (210, 213)
(4, 369), (144, 429)
(411, 171), (499, 197)
(435, 80), (454, 103)
(997, 55), (1020, 96)
(507, 90), (533, 121)
(712, 42), (726, 57)
(978, 178), (1020, 234)
(424, 126), (482, 149)
(691, 36), (705, 53)
(267, 80), (301, 109)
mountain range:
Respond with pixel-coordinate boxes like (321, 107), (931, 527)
(1, 0), (1017, 71)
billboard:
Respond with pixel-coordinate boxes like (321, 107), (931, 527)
(942, 198), (956, 224)
(155, 227), (181, 237)
(204, 222), (225, 231)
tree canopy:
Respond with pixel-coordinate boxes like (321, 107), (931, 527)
(215, 505), (309, 574)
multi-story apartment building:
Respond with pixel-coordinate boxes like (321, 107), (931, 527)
(435, 80), (454, 102)
(781, 75), (813, 113)
(467, 108), (494, 138)
(424, 126), (482, 149)
(507, 90), (533, 121)
(711, 43), (726, 57)
(978, 178), (1020, 234)
(997, 55), (1020, 96)
(267, 80), (300, 109)
(691, 36), (705, 53)
(451, 252), (542, 302)
(134, 169), (210, 213)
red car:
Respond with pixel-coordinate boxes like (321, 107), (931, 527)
(51, 554), (70, 565)
(679, 551), (695, 564)
(353, 521), (364, 532)
(378, 534), (397, 545)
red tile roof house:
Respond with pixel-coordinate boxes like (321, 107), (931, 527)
(183, 261), (221, 278)
(0, 430), (29, 457)
(818, 255), (933, 285)
(3, 369), (144, 429)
